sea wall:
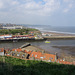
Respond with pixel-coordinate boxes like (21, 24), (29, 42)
(43, 36), (75, 40)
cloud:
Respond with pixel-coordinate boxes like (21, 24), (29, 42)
(40, 0), (60, 15)
(0, 0), (75, 24)
(0, 0), (60, 16)
(63, 8), (69, 13)
(63, 0), (75, 13)
(11, 1), (19, 5)
(0, 0), (74, 15)
(0, 2), (3, 9)
(68, 4), (72, 8)
(24, 0), (60, 16)
(63, 4), (73, 13)
(64, 0), (70, 2)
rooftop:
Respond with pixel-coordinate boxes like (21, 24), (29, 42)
(0, 48), (4, 52)
(12, 48), (22, 52)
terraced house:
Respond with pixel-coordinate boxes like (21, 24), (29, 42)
(0, 48), (4, 56)
(11, 48), (29, 59)
(29, 51), (57, 62)
(1, 46), (75, 65)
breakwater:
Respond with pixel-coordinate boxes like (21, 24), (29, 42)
(43, 36), (75, 40)
(0, 38), (44, 42)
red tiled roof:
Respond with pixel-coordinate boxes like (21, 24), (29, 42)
(23, 50), (27, 53)
(23, 50), (31, 54)
(30, 51), (43, 59)
(56, 59), (73, 65)
(12, 35), (29, 37)
(30, 51), (56, 62)
(43, 53), (56, 62)
(6, 55), (11, 56)
(12, 48), (22, 52)
(27, 51), (32, 55)
(0, 35), (11, 36)
(0, 48), (4, 52)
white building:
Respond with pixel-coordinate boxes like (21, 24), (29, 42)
(3, 25), (23, 29)
(0, 35), (12, 39)
(0, 48), (4, 56)
(42, 32), (52, 36)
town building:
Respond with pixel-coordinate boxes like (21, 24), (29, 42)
(5, 48), (32, 59)
(29, 51), (57, 62)
(0, 48), (4, 56)
(0, 35), (12, 39)
(0, 24), (25, 29)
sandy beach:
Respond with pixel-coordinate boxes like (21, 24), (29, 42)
(43, 32), (75, 36)
(42, 31), (75, 40)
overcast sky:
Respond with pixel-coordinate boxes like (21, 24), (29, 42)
(0, 0), (75, 26)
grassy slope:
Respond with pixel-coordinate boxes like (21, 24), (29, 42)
(0, 56), (75, 75)
(0, 28), (39, 35)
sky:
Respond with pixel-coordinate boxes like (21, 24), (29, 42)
(0, 0), (75, 26)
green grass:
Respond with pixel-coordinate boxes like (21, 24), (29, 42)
(0, 56), (75, 75)
(0, 28), (39, 35)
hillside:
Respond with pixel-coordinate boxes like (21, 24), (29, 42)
(0, 56), (75, 75)
(0, 28), (39, 35)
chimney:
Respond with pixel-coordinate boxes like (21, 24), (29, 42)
(55, 52), (58, 61)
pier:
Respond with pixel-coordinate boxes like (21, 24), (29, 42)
(43, 36), (75, 40)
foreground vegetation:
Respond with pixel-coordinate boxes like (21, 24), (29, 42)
(0, 28), (39, 35)
(0, 56), (75, 75)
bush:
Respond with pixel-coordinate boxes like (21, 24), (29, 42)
(0, 56), (75, 75)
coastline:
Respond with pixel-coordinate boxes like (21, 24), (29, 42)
(41, 31), (75, 61)
(41, 30), (75, 35)
(42, 31), (75, 40)
(0, 29), (75, 62)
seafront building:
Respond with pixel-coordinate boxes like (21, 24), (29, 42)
(0, 35), (12, 39)
(0, 34), (35, 41)
(0, 23), (24, 29)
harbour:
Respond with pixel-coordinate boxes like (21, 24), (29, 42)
(0, 39), (75, 58)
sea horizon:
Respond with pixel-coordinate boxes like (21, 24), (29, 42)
(23, 25), (75, 34)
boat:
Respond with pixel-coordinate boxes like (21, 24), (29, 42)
(45, 40), (51, 43)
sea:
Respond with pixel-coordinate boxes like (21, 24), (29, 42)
(0, 25), (75, 57)
(23, 25), (75, 34)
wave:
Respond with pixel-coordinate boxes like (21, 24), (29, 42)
(39, 29), (75, 35)
(25, 25), (75, 35)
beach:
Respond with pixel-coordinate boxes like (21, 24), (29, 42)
(42, 31), (75, 40)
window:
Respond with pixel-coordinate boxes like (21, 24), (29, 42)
(35, 55), (37, 57)
(44, 56), (46, 58)
(60, 59), (62, 61)
(22, 54), (25, 57)
(17, 54), (20, 56)
(32, 54), (33, 56)
(15, 49), (16, 51)
(40, 57), (43, 59)
(50, 57), (53, 60)
(51, 58), (53, 59)
(58, 61), (59, 63)
(23, 54), (25, 56)
(12, 53), (15, 56)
